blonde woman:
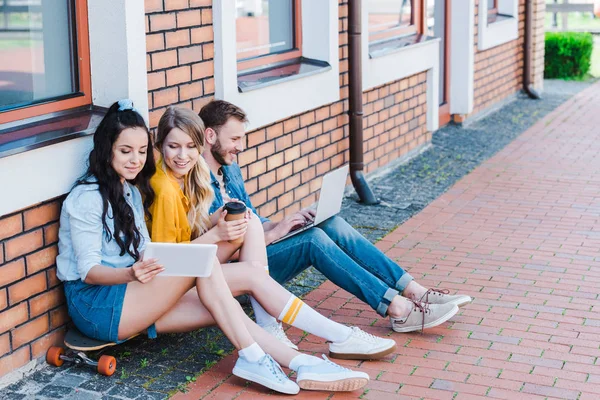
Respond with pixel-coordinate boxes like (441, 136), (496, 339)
(148, 107), (397, 369)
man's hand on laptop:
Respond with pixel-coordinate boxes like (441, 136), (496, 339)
(272, 208), (316, 238)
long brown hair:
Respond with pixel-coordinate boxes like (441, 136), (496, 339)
(155, 106), (213, 238)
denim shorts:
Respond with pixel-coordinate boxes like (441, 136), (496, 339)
(63, 280), (157, 343)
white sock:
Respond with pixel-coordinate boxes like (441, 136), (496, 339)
(238, 342), (265, 363)
(289, 354), (322, 372)
(278, 295), (352, 343)
(250, 265), (278, 327)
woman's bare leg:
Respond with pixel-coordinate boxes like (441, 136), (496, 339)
(237, 213), (268, 265)
(153, 289), (297, 367)
(214, 213), (268, 264)
(119, 261), (255, 349)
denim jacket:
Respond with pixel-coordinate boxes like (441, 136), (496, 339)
(208, 163), (269, 223)
(56, 181), (150, 282)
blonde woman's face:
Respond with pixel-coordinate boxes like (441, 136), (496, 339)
(162, 127), (200, 179)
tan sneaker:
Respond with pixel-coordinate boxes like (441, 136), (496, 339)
(391, 301), (458, 333)
(420, 288), (472, 307)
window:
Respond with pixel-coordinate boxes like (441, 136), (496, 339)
(235, 0), (302, 72)
(368, 0), (424, 43)
(0, 0), (91, 125)
(487, 0), (499, 23)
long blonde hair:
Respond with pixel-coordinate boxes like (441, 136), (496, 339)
(155, 106), (214, 238)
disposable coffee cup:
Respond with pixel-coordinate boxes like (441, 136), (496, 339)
(223, 201), (246, 245)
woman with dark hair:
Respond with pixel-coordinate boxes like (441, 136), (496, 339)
(55, 100), (313, 394)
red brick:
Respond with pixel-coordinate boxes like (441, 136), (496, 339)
(203, 43), (214, 60)
(0, 258), (26, 287)
(147, 71), (166, 92)
(0, 346), (30, 378)
(31, 328), (66, 359)
(150, 13), (176, 32)
(267, 124), (284, 140)
(145, 0), (163, 13)
(29, 287), (65, 318)
(177, 9), (201, 28)
(151, 49), (178, 70)
(8, 273), (47, 306)
(146, 32), (165, 52)
(4, 230), (43, 261)
(191, 26), (212, 44)
(0, 214), (22, 241)
(0, 289), (6, 311)
(180, 81), (203, 101)
(11, 314), (49, 349)
(25, 245), (57, 275)
(203, 78), (215, 94)
(190, 0), (210, 5)
(0, 333), (9, 358)
(166, 65), (191, 86)
(47, 268), (61, 288)
(0, 303), (28, 334)
(153, 87), (179, 108)
(192, 61), (213, 80)
(165, 0), (189, 11)
(50, 306), (70, 329)
(179, 45), (203, 64)
(165, 29), (190, 49)
(201, 8), (212, 24)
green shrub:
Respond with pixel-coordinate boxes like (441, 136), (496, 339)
(544, 32), (593, 79)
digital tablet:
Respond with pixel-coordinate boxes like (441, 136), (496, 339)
(143, 242), (218, 277)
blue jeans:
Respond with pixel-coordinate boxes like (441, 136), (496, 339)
(267, 216), (413, 317)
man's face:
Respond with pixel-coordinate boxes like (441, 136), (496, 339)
(211, 118), (246, 166)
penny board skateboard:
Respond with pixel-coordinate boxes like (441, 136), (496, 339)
(46, 327), (137, 376)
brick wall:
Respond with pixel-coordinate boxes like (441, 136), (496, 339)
(471, 0), (525, 116)
(0, 198), (68, 377)
(144, 0), (430, 221)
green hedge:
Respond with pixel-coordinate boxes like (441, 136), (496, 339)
(544, 32), (593, 79)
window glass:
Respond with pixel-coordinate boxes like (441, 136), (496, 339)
(236, 0), (295, 61)
(488, 0), (496, 10)
(369, 0), (413, 38)
(0, 0), (77, 111)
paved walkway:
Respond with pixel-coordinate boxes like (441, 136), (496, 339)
(177, 83), (600, 399)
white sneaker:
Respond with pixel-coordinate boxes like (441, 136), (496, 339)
(296, 355), (369, 392)
(233, 354), (299, 394)
(262, 322), (298, 350)
(329, 326), (396, 360)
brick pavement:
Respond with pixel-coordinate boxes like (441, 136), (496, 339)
(176, 83), (600, 399)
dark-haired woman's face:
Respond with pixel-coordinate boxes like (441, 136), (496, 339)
(111, 127), (149, 183)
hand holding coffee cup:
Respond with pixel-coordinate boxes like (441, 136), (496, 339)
(222, 201), (248, 245)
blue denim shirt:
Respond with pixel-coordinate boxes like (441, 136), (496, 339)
(208, 163), (269, 223)
(56, 181), (150, 282)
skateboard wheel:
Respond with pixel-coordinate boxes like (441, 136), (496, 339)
(46, 346), (65, 367)
(97, 355), (116, 376)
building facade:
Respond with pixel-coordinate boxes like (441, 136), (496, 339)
(0, 0), (545, 379)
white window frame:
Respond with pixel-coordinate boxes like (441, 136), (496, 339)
(0, 0), (149, 217)
(478, 0), (519, 51)
(362, 2), (440, 132)
(213, 0), (339, 132)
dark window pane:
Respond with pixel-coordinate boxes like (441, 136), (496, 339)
(236, 0), (295, 61)
(369, 0), (412, 36)
(0, 0), (77, 111)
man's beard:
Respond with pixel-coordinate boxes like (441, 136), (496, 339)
(211, 138), (230, 166)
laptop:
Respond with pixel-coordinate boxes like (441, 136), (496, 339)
(272, 165), (349, 244)
(143, 242), (218, 277)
